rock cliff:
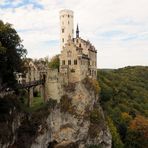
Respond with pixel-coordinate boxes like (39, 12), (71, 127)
(0, 79), (112, 148)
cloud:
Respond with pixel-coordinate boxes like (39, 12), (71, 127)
(0, 0), (148, 68)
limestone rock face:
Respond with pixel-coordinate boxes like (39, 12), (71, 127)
(0, 80), (112, 148)
(31, 81), (112, 148)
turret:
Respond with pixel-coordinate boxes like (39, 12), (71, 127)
(76, 24), (79, 38)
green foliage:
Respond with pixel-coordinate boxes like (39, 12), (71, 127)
(48, 54), (60, 69)
(98, 66), (148, 147)
(0, 20), (27, 88)
(107, 117), (124, 148)
(0, 95), (21, 143)
(125, 115), (148, 148)
(83, 77), (100, 94)
(90, 108), (102, 124)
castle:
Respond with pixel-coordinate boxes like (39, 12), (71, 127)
(59, 9), (97, 82)
(15, 9), (97, 103)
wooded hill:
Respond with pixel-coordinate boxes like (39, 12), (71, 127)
(97, 66), (148, 148)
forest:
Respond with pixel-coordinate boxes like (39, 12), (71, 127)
(97, 66), (148, 148)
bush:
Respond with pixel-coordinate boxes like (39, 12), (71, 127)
(48, 55), (60, 70)
(90, 108), (102, 124)
(60, 95), (73, 113)
(82, 77), (100, 94)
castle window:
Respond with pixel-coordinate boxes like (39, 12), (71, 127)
(68, 14), (70, 17)
(62, 28), (64, 33)
(62, 60), (65, 65)
(79, 44), (81, 47)
(62, 38), (64, 43)
(68, 60), (71, 65)
(74, 60), (77, 65)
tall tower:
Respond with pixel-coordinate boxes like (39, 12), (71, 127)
(60, 9), (74, 50)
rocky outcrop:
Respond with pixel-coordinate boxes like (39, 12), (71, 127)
(0, 79), (112, 148)
(31, 79), (112, 148)
(0, 96), (24, 148)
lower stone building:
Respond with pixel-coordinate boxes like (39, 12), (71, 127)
(59, 35), (97, 83)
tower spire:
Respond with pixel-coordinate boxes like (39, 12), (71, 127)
(76, 24), (79, 38)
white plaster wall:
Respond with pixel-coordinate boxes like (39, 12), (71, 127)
(60, 9), (74, 50)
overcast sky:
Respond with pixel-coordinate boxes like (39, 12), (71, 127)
(0, 0), (148, 68)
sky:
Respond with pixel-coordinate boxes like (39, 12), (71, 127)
(0, 0), (148, 68)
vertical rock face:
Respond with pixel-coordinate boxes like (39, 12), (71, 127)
(0, 79), (112, 148)
(0, 97), (23, 148)
(31, 80), (112, 148)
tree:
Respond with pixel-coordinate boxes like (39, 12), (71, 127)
(107, 117), (124, 148)
(0, 20), (27, 88)
(125, 115), (148, 148)
(48, 55), (60, 70)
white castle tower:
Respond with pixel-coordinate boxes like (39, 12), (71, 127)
(59, 9), (74, 50)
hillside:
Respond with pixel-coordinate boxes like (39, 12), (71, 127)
(97, 66), (148, 148)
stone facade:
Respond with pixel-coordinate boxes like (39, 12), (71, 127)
(60, 37), (97, 83)
(59, 9), (97, 83)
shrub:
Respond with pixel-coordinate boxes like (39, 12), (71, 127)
(48, 55), (60, 70)
(82, 77), (100, 94)
(90, 108), (103, 124)
(60, 95), (73, 113)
